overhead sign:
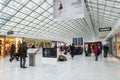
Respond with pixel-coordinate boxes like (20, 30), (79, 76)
(7, 31), (13, 35)
(53, 0), (84, 21)
(78, 38), (83, 46)
(73, 38), (77, 45)
(99, 27), (112, 32)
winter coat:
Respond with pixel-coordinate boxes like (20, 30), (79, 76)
(93, 46), (100, 55)
(19, 44), (27, 58)
(10, 44), (15, 53)
(70, 45), (75, 52)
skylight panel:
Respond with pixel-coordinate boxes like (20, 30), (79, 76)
(20, 7), (32, 14)
(25, 1), (37, 10)
(2, 7), (17, 15)
(7, 1), (22, 10)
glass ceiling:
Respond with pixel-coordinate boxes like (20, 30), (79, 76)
(86, 0), (120, 41)
(0, 0), (120, 43)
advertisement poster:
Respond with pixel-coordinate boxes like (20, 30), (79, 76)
(53, 0), (84, 21)
(42, 48), (57, 58)
(78, 38), (83, 46)
(73, 38), (77, 45)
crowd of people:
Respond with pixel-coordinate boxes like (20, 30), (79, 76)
(84, 43), (109, 61)
(59, 43), (109, 61)
(9, 42), (109, 67)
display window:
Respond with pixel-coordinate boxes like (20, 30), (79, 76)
(0, 36), (5, 58)
(40, 41), (44, 48)
(23, 39), (35, 48)
(5, 37), (15, 55)
(44, 41), (51, 48)
(5, 36), (22, 55)
(23, 38), (45, 48)
(35, 41), (42, 48)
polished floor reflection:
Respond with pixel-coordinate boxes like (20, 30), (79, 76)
(0, 52), (120, 80)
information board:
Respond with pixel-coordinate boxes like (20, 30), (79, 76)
(42, 48), (57, 58)
(78, 38), (83, 46)
(73, 38), (77, 45)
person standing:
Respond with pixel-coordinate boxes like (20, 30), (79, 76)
(19, 42), (27, 68)
(93, 43), (100, 61)
(9, 43), (16, 62)
(70, 43), (75, 59)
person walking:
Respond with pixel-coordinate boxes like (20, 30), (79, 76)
(84, 44), (88, 56)
(87, 44), (92, 56)
(70, 43), (75, 59)
(9, 43), (16, 62)
(93, 43), (100, 61)
(19, 42), (27, 68)
(103, 44), (109, 57)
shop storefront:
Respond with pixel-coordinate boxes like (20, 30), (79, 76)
(108, 36), (117, 57)
(116, 32), (120, 58)
(0, 35), (22, 58)
(0, 35), (5, 58)
(5, 36), (22, 55)
(112, 36), (117, 57)
(23, 38), (52, 48)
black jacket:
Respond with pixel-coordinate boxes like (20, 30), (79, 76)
(19, 44), (27, 58)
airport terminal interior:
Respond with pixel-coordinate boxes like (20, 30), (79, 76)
(0, 0), (120, 80)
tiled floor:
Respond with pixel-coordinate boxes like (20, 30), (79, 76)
(0, 51), (120, 80)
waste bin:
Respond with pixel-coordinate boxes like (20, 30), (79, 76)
(29, 54), (35, 66)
